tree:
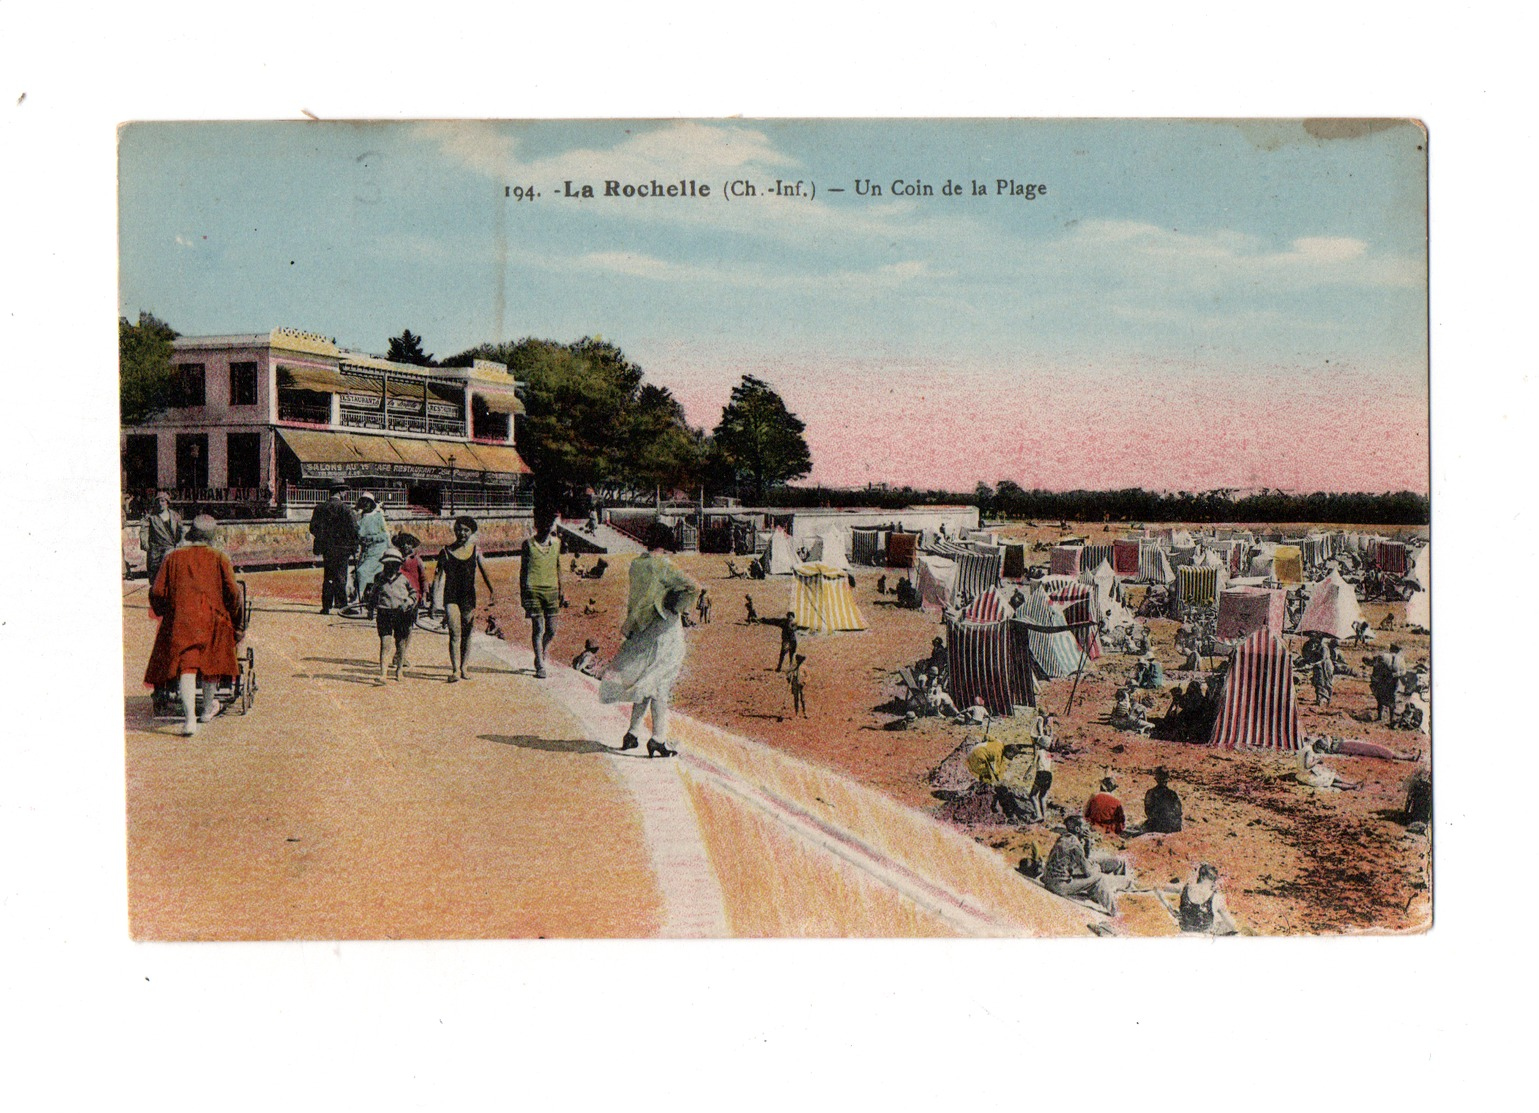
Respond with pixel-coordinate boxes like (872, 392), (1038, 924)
(120, 311), (179, 423)
(710, 376), (812, 504)
(386, 329), (435, 366)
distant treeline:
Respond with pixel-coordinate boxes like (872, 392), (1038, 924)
(766, 483), (1430, 526)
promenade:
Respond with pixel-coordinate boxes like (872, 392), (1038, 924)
(123, 568), (1108, 940)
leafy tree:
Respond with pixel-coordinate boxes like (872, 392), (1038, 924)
(386, 329), (435, 366)
(119, 311), (179, 423)
(710, 375), (813, 503)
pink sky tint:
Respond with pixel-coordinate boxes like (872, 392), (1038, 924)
(662, 352), (1428, 494)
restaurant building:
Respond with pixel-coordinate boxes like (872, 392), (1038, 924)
(120, 327), (531, 517)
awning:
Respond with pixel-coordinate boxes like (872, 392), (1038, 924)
(473, 389), (525, 415)
(278, 365), (348, 393)
(277, 428), (530, 481)
(458, 441), (532, 476)
(276, 427), (360, 463)
(387, 437), (451, 469)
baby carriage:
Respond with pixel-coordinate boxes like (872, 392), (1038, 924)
(151, 580), (260, 717)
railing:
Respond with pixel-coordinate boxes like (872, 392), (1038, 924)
(285, 487), (408, 509)
(336, 410), (468, 438)
(277, 400), (332, 425)
(441, 489), (534, 512)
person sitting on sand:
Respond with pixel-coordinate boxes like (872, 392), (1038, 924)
(571, 638), (604, 677)
(1297, 738), (1361, 790)
(1143, 766), (1184, 833)
(1177, 863), (1238, 935)
(924, 668), (962, 719)
(1084, 776), (1127, 835)
(725, 558), (743, 579)
(1134, 651), (1165, 690)
(1129, 623), (1151, 656)
(876, 574), (888, 595)
(955, 702), (990, 727)
(1111, 686), (1154, 735)
(1379, 612), (1396, 631)
(1041, 815), (1135, 916)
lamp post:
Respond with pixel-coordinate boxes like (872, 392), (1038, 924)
(447, 453), (456, 517)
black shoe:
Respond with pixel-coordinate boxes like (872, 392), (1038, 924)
(647, 740), (676, 759)
(620, 733), (639, 751)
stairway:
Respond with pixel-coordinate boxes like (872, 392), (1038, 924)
(556, 519), (646, 556)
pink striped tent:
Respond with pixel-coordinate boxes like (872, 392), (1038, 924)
(1049, 545), (1083, 576)
(946, 616), (1026, 716)
(1208, 629), (1301, 751)
(1215, 586), (1286, 641)
(961, 586), (1010, 624)
(1112, 538), (1141, 577)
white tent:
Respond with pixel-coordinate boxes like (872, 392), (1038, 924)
(1405, 546), (1430, 629)
(759, 527), (797, 575)
(1083, 559), (1133, 628)
(1296, 570), (1364, 641)
(806, 530), (851, 571)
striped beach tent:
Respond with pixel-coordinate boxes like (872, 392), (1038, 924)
(1169, 545), (1198, 569)
(1002, 542), (1028, 580)
(1043, 581), (1102, 660)
(850, 528), (886, 566)
(1377, 540), (1409, 576)
(1012, 586), (1089, 679)
(961, 586), (1012, 623)
(946, 615), (1025, 716)
(886, 531), (920, 568)
(1296, 570), (1363, 641)
(1176, 565), (1223, 607)
(1112, 538), (1141, 577)
(1049, 545), (1083, 576)
(1208, 629), (1301, 751)
(1216, 586), (1286, 641)
(915, 555), (959, 613)
(791, 562), (867, 634)
(1271, 545), (1304, 585)
(1081, 542), (1114, 574)
(955, 548), (1005, 602)
(1138, 542), (1175, 584)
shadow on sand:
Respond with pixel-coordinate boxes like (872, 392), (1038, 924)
(481, 734), (611, 756)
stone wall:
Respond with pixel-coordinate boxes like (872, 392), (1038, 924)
(123, 512), (532, 574)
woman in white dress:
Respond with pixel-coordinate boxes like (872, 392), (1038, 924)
(599, 543), (700, 758)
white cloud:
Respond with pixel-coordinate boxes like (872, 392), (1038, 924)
(174, 234), (193, 248)
(572, 249), (939, 292)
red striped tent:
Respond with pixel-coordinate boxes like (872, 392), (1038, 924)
(962, 587), (1011, 624)
(1377, 540), (1409, 576)
(1208, 629), (1301, 751)
(1049, 545), (1083, 576)
(1044, 581), (1101, 660)
(791, 562), (867, 634)
(954, 548), (1005, 602)
(946, 616), (1027, 716)
(1176, 565), (1223, 607)
(1215, 586), (1286, 641)
(1112, 538), (1141, 577)
(886, 531), (919, 568)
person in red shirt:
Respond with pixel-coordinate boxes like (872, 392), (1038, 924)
(1084, 776), (1127, 835)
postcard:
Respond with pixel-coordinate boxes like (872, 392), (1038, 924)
(118, 119), (1429, 939)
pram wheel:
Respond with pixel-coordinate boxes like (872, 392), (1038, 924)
(239, 647), (257, 713)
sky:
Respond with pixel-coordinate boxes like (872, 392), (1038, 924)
(119, 119), (1428, 493)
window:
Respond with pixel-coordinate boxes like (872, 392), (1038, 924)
(174, 363), (206, 407)
(229, 361), (259, 406)
(124, 434), (158, 495)
(175, 433), (208, 491)
(226, 432), (262, 490)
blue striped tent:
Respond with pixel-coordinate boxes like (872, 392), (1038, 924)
(1011, 586), (1089, 679)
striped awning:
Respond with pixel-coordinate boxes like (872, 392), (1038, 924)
(278, 365), (348, 393)
(473, 389), (525, 415)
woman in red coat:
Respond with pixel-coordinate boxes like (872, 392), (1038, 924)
(144, 514), (246, 735)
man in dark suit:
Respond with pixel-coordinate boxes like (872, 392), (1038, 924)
(309, 482), (359, 613)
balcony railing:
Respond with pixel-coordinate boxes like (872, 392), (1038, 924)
(277, 400), (332, 425)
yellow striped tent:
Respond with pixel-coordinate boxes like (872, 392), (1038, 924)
(791, 562), (868, 634)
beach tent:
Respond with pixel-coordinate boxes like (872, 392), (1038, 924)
(1271, 545), (1304, 585)
(1050, 545), (1083, 577)
(1138, 542), (1175, 585)
(1012, 586), (1089, 679)
(1001, 542), (1028, 580)
(1081, 542), (1114, 574)
(954, 548), (1005, 602)
(759, 527), (797, 575)
(1085, 560), (1134, 629)
(916, 555), (959, 613)
(961, 586), (1012, 624)
(1216, 586), (1286, 641)
(1170, 529), (1195, 549)
(1296, 570), (1364, 641)
(961, 528), (999, 546)
(1112, 538), (1141, 577)
(806, 531), (851, 571)
(1377, 540), (1409, 576)
(946, 615), (1027, 716)
(1043, 580), (1102, 659)
(886, 531), (919, 568)
(1169, 545), (1198, 569)
(791, 562), (867, 634)
(1405, 546), (1431, 629)
(1208, 629), (1301, 751)
(1176, 564), (1225, 608)
(850, 528), (886, 566)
